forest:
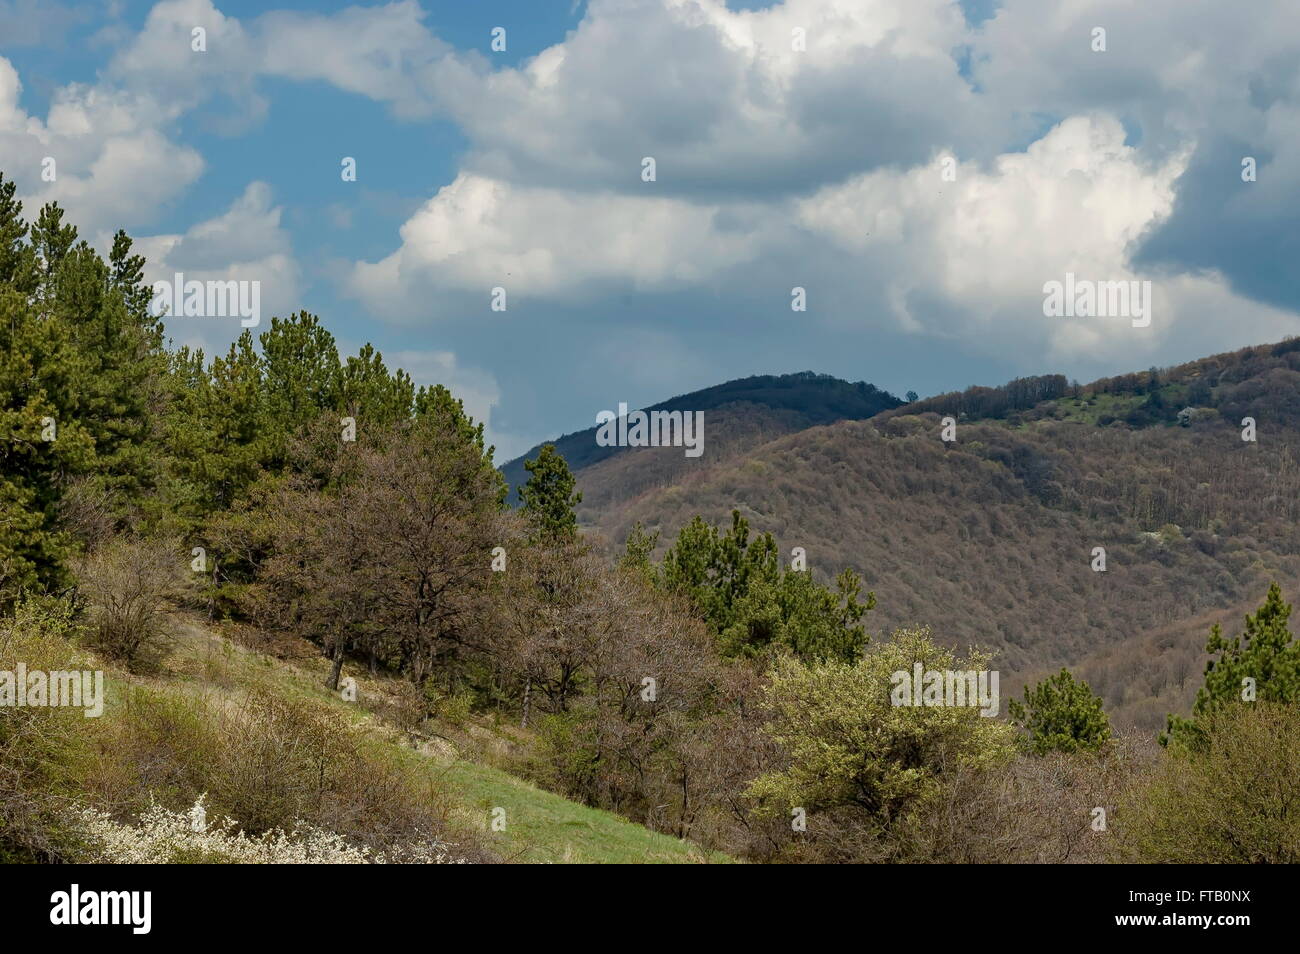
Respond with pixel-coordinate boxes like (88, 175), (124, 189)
(2, 172), (1298, 864)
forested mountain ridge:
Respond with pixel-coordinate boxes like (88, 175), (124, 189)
(500, 372), (902, 502)
(569, 339), (1300, 729)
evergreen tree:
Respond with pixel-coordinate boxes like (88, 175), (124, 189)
(338, 343), (414, 427)
(619, 521), (660, 578)
(519, 444), (581, 542)
(1008, 668), (1111, 754)
(1163, 582), (1300, 747)
(415, 383), (507, 506)
(661, 510), (872, 662)
(164, 332), (267, 520)
(0, 286), (95, 600)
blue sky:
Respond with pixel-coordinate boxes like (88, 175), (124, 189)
(2, 0), (1297, 459)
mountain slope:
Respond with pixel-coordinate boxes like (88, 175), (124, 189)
(569, 339), (1300, 730)
(500, 371), (902, 503)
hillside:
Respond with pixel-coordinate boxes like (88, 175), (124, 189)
(5, 605), (728, 864)
(500, 372), (902, 503)
(571, 339), (1300, 730)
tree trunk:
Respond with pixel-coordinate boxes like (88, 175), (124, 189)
(326, 641), (344, 691)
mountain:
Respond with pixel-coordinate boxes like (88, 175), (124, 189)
(500, 371), (903, 503)
(544, 338), (1300, 731)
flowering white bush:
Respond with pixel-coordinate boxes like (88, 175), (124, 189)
(69, 796), (468, 864)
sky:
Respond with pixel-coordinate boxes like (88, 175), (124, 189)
(2, 0), (1297, 460)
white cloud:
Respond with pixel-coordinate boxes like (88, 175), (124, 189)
(137, 182), (300, 355)
(0, 56), (204, 237)
(346, 172), (770, 320)
(430, 0), (983, 195)
(106, 0), (447, 122)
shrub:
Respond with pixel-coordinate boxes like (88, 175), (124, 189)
(82, 683), (492, 860)
(747, 628), (1017, 861)
(68, 796), (469, 864)
(0, 598), (94, 861)
(78, 537), (182, 671)
(1115, 702), (1300, 862)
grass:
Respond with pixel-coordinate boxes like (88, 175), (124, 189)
(430, 757), (732, 864)
(152, 611), (731, 864)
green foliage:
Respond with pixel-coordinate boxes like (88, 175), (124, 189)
(0, 178), (150, 599)
(1163, 582), (1300, 747)
(257, 312), (342, 468)
(1118, 702), (1300, 863)
(1007, 668), (1111, 754)
(748, 628), (1015, 834)
(415, 383), (507, 506)
(0, 597), (95, 860)
(618, 521), (659, 577)
(660, 510), (872, 662)
(339, 343), (414, 425)
(519, 444), (582, 542)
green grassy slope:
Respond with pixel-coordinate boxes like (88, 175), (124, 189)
(157, 615), (730, 864)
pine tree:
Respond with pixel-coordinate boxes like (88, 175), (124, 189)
(1163, 582), (1300, 747)
(519, 444), (581, 542)
(415, 382), (507, 506)
(661, 510), (873, 662)
(1008, 668), (1112, 754)
(338, 343), (414, 427)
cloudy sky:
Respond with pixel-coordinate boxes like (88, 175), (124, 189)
(2, 0), (1297, 458)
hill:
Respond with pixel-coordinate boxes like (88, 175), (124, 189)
(566, 339), (1300, 730)
(500, 372), (902, 503)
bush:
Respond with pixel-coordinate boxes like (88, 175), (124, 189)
(68, 796), (469, 864)
(889, 735), (1151, 863)
(747, 628), (1017, 861)
(82, 683), (493, 861)
(0, 598), (95, 861)
(1115, 702), (1300, 862)
(77, 537), (182, 671)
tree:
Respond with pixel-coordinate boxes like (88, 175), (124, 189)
(415, 383), (507, 507)
(1163, 582), (1300, 747)
(258, 312), (342, 468)
(0, 285), (95, 598)
(1007, 668), (1111, 754)
(748, 628), (1015, 860)
(164, 332), (267, 519)
(661, 510), (872, 662)
(661, 511), (778, 635)
(338, 343), (413, 426)
(619, 522), (659, 579)
(519, 444), (581, 543)
(721, 567), (871, 663)
(259, 413), (505, 691)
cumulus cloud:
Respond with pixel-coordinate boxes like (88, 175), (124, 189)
(346, 171), (771, 320)
(137, 181), (301, 355)
(106, 0), (447, 123)
(345, 0), (1300, 387)
(0, 56), (204, 237)
(431, 0), (987, 196)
